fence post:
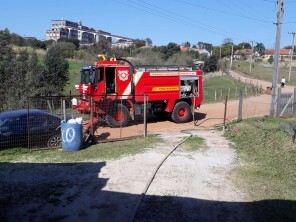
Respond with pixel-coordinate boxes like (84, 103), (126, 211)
(90, 96), (94, 137)
(292, 88), (296, 116)
(192, 95), (196, 124)
(215, 90), (217, 101)
(238, 90), (243, 121)
(63, 100), (66, 122)
(143, 95), (147, 138)
(27, 98), (30, 149)
(223, 95), (228, 132)
(276, 87), (281, 117)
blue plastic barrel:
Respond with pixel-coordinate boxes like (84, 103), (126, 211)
(61, 122), (83, 151)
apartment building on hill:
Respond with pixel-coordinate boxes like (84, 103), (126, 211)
(45, 19), (134, 47)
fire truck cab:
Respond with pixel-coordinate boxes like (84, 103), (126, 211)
(73, 55), (203, 128)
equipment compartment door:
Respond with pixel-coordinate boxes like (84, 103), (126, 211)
(180, 76), (199, 98)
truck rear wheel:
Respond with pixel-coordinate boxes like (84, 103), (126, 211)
(171, 101), (192, 123)
(105, 104), (130, 128)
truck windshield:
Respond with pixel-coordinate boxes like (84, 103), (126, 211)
(81, 69), (93, 84)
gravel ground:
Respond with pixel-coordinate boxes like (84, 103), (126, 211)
(1, 70), (281, 221)
(0, 130), (255, 222)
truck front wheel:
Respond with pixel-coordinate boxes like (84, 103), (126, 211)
(171, 101), (192, 123)
(105, 104), (130, 128)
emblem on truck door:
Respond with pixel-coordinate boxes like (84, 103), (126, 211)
(118, 70), (129, 81)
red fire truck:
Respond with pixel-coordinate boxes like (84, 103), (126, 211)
(72, 55), (203, 128)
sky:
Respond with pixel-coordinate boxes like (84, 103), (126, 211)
(1, 0), (296, 49)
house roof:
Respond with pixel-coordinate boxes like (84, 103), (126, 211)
(264, 49), (291, 55)
(234, 49), (252, 55)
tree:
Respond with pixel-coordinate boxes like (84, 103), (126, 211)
(10, 33), (25, 46)
(268, 55), (274, 64)
(135, 48), (164, 65)
(223, 38), (233, 45)
(133, 39), (146, 48)
(25, 38), (46, 49)
(26, 51), (42, 96)
(56, 42), (76, 58)
(37, 44), (69, 95)
(196, 42), (213, 51)
(5, 50), (29, 108)
(164, 42), (180, 60)
(0, 29), (15, 110)
(165, 52), (194, 66)
(220, 44), (233, 58)
(145, 38), (153, 46)
(254, 42), (265, 55)
(57, 38), (80, 50)
(237, 42), (251, 49)
(203, 55), (219, 73)
(182, 41), (191, 48)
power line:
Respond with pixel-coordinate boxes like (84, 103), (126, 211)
(113, 0), (250, 43)
(136, 0), (250, 41)
(126, 0), (237, 38)
(237, 0), (273, 21)
(181, 1), (273, 24)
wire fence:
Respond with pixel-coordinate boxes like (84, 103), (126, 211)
(0, 95), (148, 150)
(1, 88), (295, 150)
(203, 71), (265, 104)
(241, 98), (271, 120)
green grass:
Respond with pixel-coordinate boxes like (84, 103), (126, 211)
(225, 117), (296, 220)
(181, 136), (206, 151)
(203, 76), (262, 103)
(64, 60), (83, 96)
(231, 60), (296, 85)
(0, 135), (162, 163)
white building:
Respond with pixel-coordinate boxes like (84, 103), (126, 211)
(45, 19), (134, 46)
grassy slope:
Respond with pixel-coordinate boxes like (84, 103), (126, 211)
(231, 60), (296, 85)
(225, 117), (296, 220)
(203, 76), (261, 103)
(64, 60), (83, 96)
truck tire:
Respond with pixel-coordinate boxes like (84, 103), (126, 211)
(105, 104), (130, 128)
(171, 101), (192, 123)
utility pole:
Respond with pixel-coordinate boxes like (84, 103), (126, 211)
(230, 44), (233, 70)
(249, 40), (255, 74)
(220, 45), (222, 60)
(270, 0), (284, 116)
(288, 32), (295, 82)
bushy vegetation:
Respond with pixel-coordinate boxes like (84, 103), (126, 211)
(0, 29), (69, 111)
